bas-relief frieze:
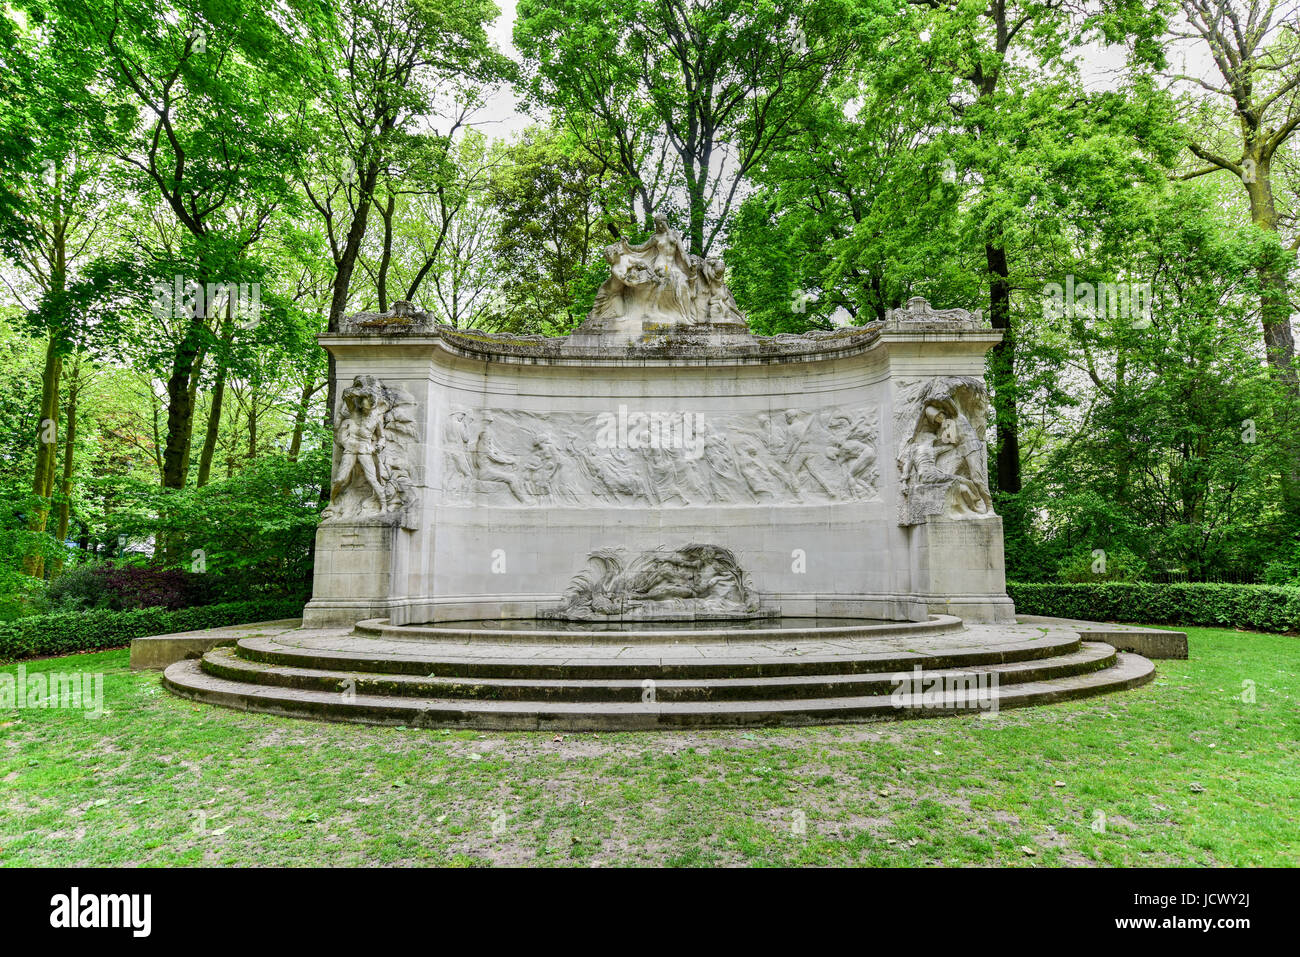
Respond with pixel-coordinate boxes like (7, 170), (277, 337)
(439, 403), (881, 507)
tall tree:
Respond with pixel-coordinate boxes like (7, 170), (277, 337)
(297, 0), (507, 429)
(516, 0), (872, 255)
(1174, 0), (1300, 508)
(2, 1), (120, 575)
(57, 0), (318, 491)
(907, 0), (1166, 497)
(480, 126), (633, 332)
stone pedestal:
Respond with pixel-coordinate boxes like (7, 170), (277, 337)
(303, 521), (403, 627)
(906, 517), (1016, 622)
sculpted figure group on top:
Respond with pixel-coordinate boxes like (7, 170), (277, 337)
(588, 213), (746, 328)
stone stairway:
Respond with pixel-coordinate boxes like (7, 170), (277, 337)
(162, 619), (1156, 730)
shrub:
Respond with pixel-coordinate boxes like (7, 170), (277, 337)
(0, 598), (305, 661)
(43, 563), (105, 611)
(103, 452), (327, 605)
(1262, 536), (1300, 586)
(1008, 581), (1300, 633)
(47, 563), (211, 612)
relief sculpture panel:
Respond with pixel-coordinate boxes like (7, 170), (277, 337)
(539, 544), (771, 621)
(440, 403), (880, 507)
(323, 375), (420, 527)
(895, 376), (994, 525)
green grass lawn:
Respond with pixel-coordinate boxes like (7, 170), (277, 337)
(1, 626), (1296, 867)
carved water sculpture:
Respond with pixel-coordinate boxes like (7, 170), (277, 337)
(440, 404), (880, 506)
(540, 544), (770, 621)
(323, 375), (420, 527)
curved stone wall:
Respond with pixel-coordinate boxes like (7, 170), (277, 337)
(305, 305), (1014, 627)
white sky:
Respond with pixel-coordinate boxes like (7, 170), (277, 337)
(473, 0), (537, 137)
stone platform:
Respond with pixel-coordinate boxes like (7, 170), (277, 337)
(129, 618), (303, 671)
(161, 617), (1155, 730)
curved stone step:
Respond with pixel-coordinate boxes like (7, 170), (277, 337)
(233, 631), (1083, 680)
(163, 652), (1155, 731)
(199, 642), (1117, 703)
(350, 614), (967, 645)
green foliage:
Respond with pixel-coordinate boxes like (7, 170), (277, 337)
(1262, 536), (1300, 586)
(0, 487), (64, 619)
(0, 598), (304, 661)
(1010, 181), (1296, 580)
(1008, 581), (1300, 633)
(515, 0), (874, 254)
(105, 452), (328, 602)
(42, 562), (105, 611)
(482, 126), (634, 333)
(1055, 545), (1149, 583)
(2, 0), (1300, 616)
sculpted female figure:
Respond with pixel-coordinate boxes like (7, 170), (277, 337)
(587, 213), (697, 326)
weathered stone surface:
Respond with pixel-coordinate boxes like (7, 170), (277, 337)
(129, 618), (301, 670)
(304, 288), (1014, 628)
(538, 544), (773, 621)
(162, 618), (1156, 729)
(321, 375), (420, 529)
(569, 213), (751, 347)
(1016, 615), (1190, 659)
(896, 376), (993, 525)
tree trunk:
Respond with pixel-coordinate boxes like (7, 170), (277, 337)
(1244, 161), (1300, 512)
(322, 155), (384, 501)
(51, 358), (81, 576)
(160, 320), (207, 565)
(985, 243), (1021, 495)
(196, 360), (228, 487)
(161, 321), (205, 489)
(682, 158), (706, 256)
(1113, 348), (1130, 506)
(247, 397), (258, 460)
(376, 193), (395, 312)
(1246, 163), (1299, 390)
(23, 334), (63, 578)
(288, 375), (320, 462)
(23, 203), (68, 578)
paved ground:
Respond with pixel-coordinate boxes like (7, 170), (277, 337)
(245, 619), (1073, 663)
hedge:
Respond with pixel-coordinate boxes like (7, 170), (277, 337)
(1007, 581), (1300, 633)
(0, 599), (306, 662)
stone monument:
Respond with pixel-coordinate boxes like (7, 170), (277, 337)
(162, 223), (1161, 729)
(302, 227), (1015, 628)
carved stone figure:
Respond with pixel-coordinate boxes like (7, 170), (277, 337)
(885, 296), (985, 327)
(323, 375), (419, 525)
(440, 404), (882, 507)
(896, 377), (993, 525)
(828, 412), (878, 497)
(540, 544), (771, 621)
(578, 213), (749, 336)
(699, 256), (746, 326)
